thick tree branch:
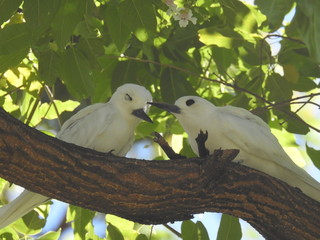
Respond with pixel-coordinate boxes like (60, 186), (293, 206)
(0, 108), (319, 240)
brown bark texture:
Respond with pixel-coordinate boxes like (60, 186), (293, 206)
(0, 108), (319, 240)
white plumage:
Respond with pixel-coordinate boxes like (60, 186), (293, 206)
(0, 83), (152, 229)
(149, 96), (320, 202)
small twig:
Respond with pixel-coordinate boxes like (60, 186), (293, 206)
(0, 85), (24, 97)
(163, 224), (182, 238)
(153, 132), (186, 159)
(43, 84), (62, 126)
(264, 34), (305, 45)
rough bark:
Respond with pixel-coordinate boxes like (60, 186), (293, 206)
(0, 108), (319, 240)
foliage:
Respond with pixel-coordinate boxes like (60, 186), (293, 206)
(0, 0), (320, 239)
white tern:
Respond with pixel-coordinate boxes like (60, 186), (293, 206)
(149, 96), (320, 202)
(0, 83), (152, 229)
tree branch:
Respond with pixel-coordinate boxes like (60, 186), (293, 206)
(0, 108), (320, 240)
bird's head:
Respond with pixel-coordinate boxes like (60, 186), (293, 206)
(111, 84), (153, 123)
(148, 96), (214, 121)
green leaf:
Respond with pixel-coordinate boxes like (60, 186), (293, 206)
(60, 47), (94, 99)
(13, 210), (46, 235)
(0, 0), (23, 25)
(220, 0), (258, 33)
(51, 0), (86, 49)
(23, 0), (60, 41)
(274, 108), (310, 134)
(111, 60), (148, 90)
(254, 0), (294, 30)
(107, 223), (124, 240)
(160, 68), (197, 103)
(294, 0), (320, 63)
(77, 38), (105, 70)
(306, 145), (320, 170)
(39, 100), (80, 120)
(0, 47), (29, 73)
(265, 73), (292, 102)
(289, 76), (317, 92)
(105, 4), (131, 51)
(195, 221), (210, 240)
(0, 23), (30, 72)
(211, 46), (235, 74)
(38, 49), (61, 86)
(278, 40), (320, 78)
(0, 227), (20, 240)
(217, 214), (242, 240)
(92, 56), (118, 103)
(106, 215), (138, 239)
(37, 229), (62, 240)
(0, 23), (30, 55)
(238, 40), (271, 66)
(135, 234), (149, 240)
(198, 27), (243, 48)
(67, 206), (95, 240)
(181, 220), (209, 240)
(118, 0), (156, 42)
(181, 220), (197, 240)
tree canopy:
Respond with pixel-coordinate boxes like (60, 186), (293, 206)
(0, 0), (320, 239)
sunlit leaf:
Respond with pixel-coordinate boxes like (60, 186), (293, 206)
(0, 227), (20, 240)
(106, 215), (138, 239)
(67, 206), (95, 240)
(13, 210), (46, 235)
(217, 214), (242, 240)
(198, 27), (243, 48)
(37, 229), (62, 240)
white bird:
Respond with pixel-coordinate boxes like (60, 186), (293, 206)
(0, 83), (153, 229)
(149, 96), (320, 202)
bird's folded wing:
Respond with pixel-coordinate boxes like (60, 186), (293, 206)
(57, 103), (113, 147)
(0, 190), (49, 229)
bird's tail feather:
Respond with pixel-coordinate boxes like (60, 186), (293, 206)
(0, 190), (49, 229)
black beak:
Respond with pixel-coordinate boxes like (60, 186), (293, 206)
(148, 102), (181, 114)
(132, 108), (153, 123)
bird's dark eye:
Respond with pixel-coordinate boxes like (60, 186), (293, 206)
(186, 99), (195, 106)
(125, 93), (133, 101)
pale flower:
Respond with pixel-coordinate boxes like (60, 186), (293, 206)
(173, 8), (197, 28)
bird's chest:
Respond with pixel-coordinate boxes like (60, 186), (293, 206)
(92, 118), (134, 155)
